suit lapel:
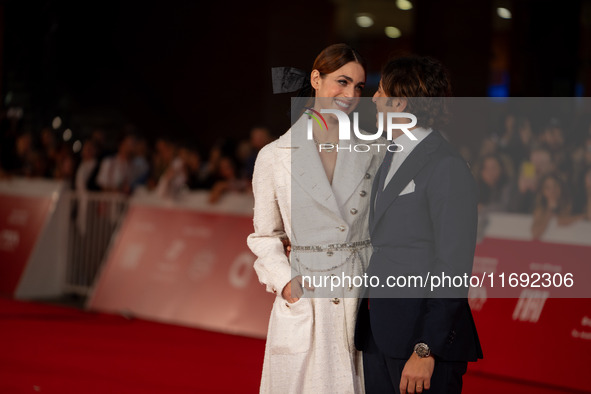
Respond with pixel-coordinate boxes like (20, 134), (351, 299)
(368, 157), (384, 230)
(370, 131), (444, 235)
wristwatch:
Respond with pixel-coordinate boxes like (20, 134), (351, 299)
(414, 342), (431, 358)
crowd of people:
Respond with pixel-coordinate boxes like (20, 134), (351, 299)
(1, 111), (591, 238)
(468, 114), (591, 239)
(0, 120), (273, 204)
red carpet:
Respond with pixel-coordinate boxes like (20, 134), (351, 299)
(0, 298), (264, 393)
(0, 298), (584, 393)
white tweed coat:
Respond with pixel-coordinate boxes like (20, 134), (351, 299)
(247, 114), (385, 394)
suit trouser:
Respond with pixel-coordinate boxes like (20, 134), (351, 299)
(362, 323), (467, 394)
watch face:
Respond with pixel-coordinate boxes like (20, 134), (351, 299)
(415, 343), (430, 357)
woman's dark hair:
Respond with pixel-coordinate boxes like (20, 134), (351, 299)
(312, 43), (367, 78)
(295, 43), (366, 115)
(534, 172), (571, 215)
(476, 154), (508, 205)
(572, 165), (591, 214)
(380, 56), (451, 128)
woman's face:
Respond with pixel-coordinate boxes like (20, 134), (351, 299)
(504, 115), (515, 133)
(542, 127), (564, 149)
(542, 177), (561, 204)
(218, 157), (235, 179)
(519, 120), (532, 143)
(81, 142), (96, 160)
(584, 139), (591, 165)
(585, 169), (591, 193)
(481, 157), (502, 187)
(311, 61), (365, 114)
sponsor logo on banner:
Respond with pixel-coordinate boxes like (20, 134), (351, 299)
(7, 209), (29, 226)
(512, 289), (549, 323)
(189, 250), (216, 281)
(572, 330), (591, 340)
(121, 243), (144, 270)
(0, 230), (19, 251)
(572, 316), (591, 341)
(468, 256), (498, 311)
(228, 252), (256, 288)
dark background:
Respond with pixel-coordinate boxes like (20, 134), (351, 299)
(1, 0), (590, 152)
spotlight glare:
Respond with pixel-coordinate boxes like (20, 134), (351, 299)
(356, 14), (374, 28)
(497, 7), (512, 19)
(385, 26), (402, 39)
(73, 140), (82, 153)
(52, 116), (62, 130)
(63, 128), (72, 142)
(396, 0), (413, 11)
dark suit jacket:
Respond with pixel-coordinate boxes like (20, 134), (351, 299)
(355, 130), (483, 362)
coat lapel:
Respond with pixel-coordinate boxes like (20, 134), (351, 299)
(285, 115), (341, 216)
(370, 131), (444, 235)
(331, 136), (378, 208)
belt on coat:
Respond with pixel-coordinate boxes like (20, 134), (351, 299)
(291, 239), (371, 273)
(291, 239), (371, 253)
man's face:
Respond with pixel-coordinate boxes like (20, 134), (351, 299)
(542, 127), (564, 149)
(372, 81), (392, 128)
(120, 137), (136, 159)
(531, 150), (553, 176)
(481, 157), (502, 186)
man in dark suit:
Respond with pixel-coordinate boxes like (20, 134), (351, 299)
(355, 56), (483, 394)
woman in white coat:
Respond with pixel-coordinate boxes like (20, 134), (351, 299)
(247, 44), (384, 393)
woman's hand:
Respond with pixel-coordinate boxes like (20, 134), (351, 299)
(282, 276), (315, 303)
(282, 279), (302, 303)
(281, 237), (291, 258)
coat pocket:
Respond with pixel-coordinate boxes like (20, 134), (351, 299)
(267, 296), (313, 355)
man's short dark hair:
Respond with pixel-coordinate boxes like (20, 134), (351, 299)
(381, 56), (451, 128)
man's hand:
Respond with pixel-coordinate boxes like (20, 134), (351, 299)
(400, 352), (435, 394)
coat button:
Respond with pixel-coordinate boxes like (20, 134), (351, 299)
(364, 173), (371, 179)
(337, 225), (346, 232)
(326, 250), (333, 256)
(350, 208), (358, 215)
(331, 298), (340, 304)
(359, 190), (367, 197)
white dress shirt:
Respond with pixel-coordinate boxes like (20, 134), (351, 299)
(97, 156), (131, 191)
(75, 159), (97, 193)
(383, 127), (432, 189)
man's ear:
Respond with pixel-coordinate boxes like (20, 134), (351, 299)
(310, 70), (321, 90)
(391, 97), (408, 111)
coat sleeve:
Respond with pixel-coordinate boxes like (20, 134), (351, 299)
(417, 154), (478, 358)
(246, 145), (292, 296)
